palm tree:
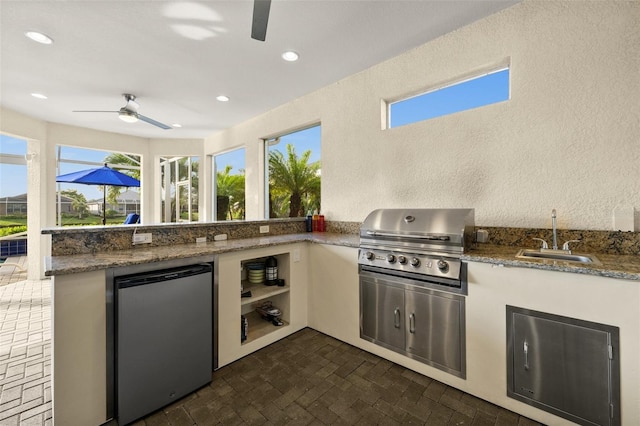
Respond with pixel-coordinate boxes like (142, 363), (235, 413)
(102, 153), (141, 205)
(268, 144), (320, 218)
(216, 165), (245, 220)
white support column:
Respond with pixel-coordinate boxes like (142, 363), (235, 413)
(26, 136), (53, 280)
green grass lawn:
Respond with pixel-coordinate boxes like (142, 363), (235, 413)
(0, 214), (127, 229)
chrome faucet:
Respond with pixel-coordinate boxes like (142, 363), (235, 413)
(551, 209), (558, 250)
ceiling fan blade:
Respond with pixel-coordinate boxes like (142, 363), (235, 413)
(251, 0), (271, 41)
(137, 114), (172, 130)
(73, 110), (119, 113)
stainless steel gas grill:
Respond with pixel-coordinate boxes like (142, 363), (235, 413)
(358, 208), (474, 379)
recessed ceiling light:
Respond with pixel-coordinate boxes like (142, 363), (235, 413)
(31, 93), (48, 99)
(172, 123), (182, 128)
(25, 31), (53, 45)
(216, 95), (230, 102)
(282, 51), (299, 62)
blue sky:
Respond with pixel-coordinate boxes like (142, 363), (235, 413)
(390, 68), (509, 127)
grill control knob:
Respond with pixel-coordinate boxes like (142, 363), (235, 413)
(437, 259), (449, 272)
(365, 251), (375, 260)
(397, 255), (407, 265)
(410, 257), (420, 267)
(386, 254), (396, 263)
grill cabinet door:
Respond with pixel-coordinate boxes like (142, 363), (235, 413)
(509, 310), (617, 426)
(405, 289), (464, 375)
(360, 276), (405, 351)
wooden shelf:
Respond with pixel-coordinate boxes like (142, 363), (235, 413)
(241, 310), (289, 345)
(241, 280), (290, 306)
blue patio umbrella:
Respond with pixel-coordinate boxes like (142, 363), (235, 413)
(56, 164), (140, 225)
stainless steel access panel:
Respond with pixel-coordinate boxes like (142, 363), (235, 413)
(360, 270), (465, 378)
(506, 306), (620, 426)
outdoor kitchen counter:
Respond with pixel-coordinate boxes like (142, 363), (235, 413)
(45, 233), (640, 280)
(464, 244), (640, 281)
(44, 233), (359, 276)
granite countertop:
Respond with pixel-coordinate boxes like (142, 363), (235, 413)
(44, 233), (359, 276)
(463, 244), (640, 281)
(45, 233), (640, 281)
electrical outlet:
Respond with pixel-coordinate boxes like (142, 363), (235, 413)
(214, 234), (227, 241)
(259, 225), (269, 234)
(196, 237), (207, 243)
(132, 233), (152, 244)
(293, 249), (300, 262)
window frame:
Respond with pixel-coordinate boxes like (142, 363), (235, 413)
(263, 123), (322, 219)
(386, 64), (511, 129)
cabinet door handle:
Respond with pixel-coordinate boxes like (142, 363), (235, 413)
(523, 341), (529, 370)
(409, 313), (416, 334)
(394, 308), (401, 328)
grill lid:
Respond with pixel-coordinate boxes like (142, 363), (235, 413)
(360, 208), (475, 254)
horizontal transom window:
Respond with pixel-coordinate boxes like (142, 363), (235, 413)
(388, 67), (510, 128)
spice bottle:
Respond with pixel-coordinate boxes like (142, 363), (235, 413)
(318, 213), (325, 232)
(312, 209), (319, 232)
(306, 211), (313, 232)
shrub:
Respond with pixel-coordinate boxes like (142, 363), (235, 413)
(0, 225), (27, 237)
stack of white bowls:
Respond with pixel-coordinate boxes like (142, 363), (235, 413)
(246, 262), (265, 284)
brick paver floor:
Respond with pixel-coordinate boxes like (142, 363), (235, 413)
(135, 329), (542, 426)
(0, 257), (28, 287)
(0, 272), (52, 425)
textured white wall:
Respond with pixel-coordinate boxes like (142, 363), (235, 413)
(205, 1), (640, 230)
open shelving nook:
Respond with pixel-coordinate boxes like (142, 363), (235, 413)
(240, 252), (291, 345)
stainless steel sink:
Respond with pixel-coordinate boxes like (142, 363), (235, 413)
(515, 249), (601, 265)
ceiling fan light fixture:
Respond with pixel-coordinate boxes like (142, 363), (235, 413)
(25, 31), (53, 45)
(31, 93), (48, 99)
(119, 110), (138, 123)
(172, 123), (182, 128)
(282, 51), (299, 62)
(216, 95), (230, 102)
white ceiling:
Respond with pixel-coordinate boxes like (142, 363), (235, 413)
(0, 0), (518, 139)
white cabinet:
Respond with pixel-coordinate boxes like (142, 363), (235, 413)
(465, 262), (640, 426)
(217, 243), (309, 367)
(307, 244), (360, 345)
(51, 269), (108, 426)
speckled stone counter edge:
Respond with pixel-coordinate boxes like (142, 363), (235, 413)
(476, 226), (640, 256)
(43, 221), (640, 280)
(43, 219), (361, 256)
(44, 233), (360, 276)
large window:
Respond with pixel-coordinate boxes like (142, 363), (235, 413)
(213, 149), (245, 221)
(388, 67), (510, 128)
(265, 125), (321, 218)
(56, 146), (140, 226)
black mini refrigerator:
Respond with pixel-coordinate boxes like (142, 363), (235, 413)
(114, 263), (213, 425)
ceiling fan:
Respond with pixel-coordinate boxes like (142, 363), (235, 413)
(251, 0), (271, 41)
(73, 94), (172, 130)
